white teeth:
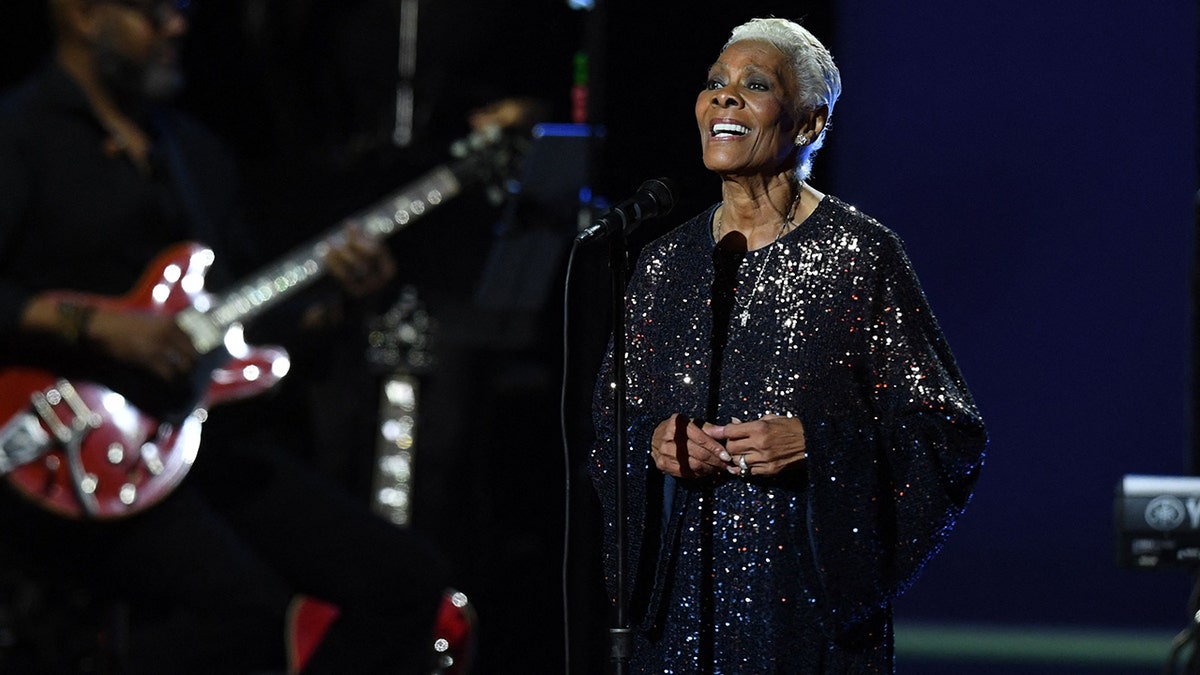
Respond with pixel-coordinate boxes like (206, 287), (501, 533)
(712, 122), (750, 137)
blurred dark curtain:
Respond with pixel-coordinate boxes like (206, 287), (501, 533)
(0, 2), (837, 672)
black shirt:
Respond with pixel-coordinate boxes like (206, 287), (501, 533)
(0, 61), (251, 341)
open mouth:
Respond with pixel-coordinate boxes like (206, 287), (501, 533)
(711, 122), (750, 138)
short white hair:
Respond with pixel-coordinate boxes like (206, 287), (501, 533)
(724, 18), (842, 180)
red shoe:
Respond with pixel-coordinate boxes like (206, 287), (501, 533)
(286, 595), (341, 674)
(430, 588), (476, 675)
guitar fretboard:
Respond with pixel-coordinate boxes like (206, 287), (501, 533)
(208, 166), (461, 332)
(175, 127), (515, 355)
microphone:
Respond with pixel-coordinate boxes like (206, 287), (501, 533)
(576, 178), (676, 243)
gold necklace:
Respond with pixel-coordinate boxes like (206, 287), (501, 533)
(716, 189), (803, 327)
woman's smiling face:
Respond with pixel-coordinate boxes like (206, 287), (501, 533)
(695, 39), (803, 179)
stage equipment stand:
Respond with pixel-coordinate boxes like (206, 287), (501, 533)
(605, 216), (631, 675)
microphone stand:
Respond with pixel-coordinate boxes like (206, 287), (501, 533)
(606, 211), (631, 675)
(583, 178), (673, 674)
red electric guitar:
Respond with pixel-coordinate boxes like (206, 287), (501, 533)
(0, 129), (523, 520)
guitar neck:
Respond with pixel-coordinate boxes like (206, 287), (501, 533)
(175, 128), (517, 355)
(192, 166), (459, 348)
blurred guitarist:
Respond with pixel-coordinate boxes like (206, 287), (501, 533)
(0, 0), (471, 672)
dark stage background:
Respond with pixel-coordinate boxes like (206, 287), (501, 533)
(0, 1), (1196, 673)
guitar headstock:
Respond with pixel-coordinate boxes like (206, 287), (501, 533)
(447, 126), (530, 207)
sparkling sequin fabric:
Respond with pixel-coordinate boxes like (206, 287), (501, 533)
(589, 195), (986, 674)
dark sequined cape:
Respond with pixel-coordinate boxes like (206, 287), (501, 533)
(589, 195), (987, 673)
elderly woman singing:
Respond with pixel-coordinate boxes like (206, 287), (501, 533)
(589, 17), (987, 673)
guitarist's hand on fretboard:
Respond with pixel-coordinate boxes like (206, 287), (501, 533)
(87, 307), (198, 382)
(324, 226), (398, 299)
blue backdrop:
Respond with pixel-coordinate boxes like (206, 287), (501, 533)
(826, 2), (1197, 632)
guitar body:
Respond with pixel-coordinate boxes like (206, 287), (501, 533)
(0, 243), (289, 519)
(0, 128), (521, 520)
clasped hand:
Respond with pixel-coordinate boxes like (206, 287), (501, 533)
(649, 413), (808, 479)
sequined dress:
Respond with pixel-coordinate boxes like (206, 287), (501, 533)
(589, 195), (986, 673)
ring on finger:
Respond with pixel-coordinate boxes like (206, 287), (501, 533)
(738, 454), (749, 476)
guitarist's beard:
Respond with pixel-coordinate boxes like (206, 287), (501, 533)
(93, 31), (184, 104)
